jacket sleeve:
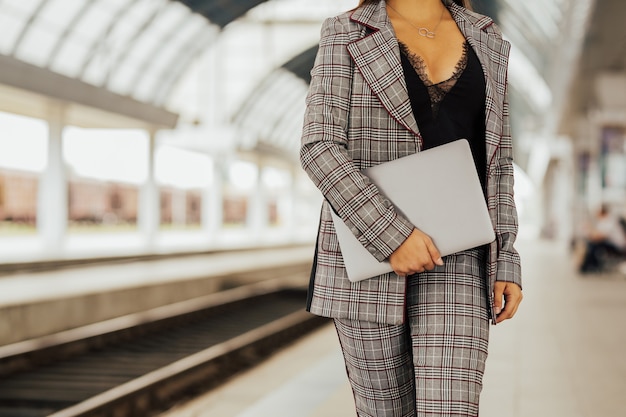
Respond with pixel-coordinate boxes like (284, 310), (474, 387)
(300, 17), (414, 262)
(493, 86), (522, 288)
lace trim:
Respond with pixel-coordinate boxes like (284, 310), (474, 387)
(399, 41), (469, 115)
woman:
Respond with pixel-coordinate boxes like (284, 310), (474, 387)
(300, 0), (522, 415)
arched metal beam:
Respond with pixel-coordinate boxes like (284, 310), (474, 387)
(78, 0), (141, 80)
(102, 0), (170, 91)
(153, 26), (219, 107)
(9, 0), (49, 56)
(45, 0), (99, 70)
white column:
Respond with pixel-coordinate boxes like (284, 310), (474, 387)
(37, 103), (67, 254)
(247, 162), (267, 240)
(202, 157), (224, 240)
(285, 167), (298, 240)
(171, 188), (187, 226)
(139, 130), (159, 249)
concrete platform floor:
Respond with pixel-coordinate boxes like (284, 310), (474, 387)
(0, 246), (313, 345)
(160, 239), (626, 417)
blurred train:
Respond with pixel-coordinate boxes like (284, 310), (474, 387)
(0, 169), (37, 225)
(0, 168), (205, 227)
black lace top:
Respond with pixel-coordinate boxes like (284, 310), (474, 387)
(399, 41), (470, 117)
(399, 40), (487, 187)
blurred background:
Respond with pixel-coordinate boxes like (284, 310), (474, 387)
(0, 0), (624, 416)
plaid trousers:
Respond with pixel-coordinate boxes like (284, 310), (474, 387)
(334, 247), (490, 417)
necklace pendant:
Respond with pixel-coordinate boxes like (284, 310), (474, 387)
(418, 27), (435, 39)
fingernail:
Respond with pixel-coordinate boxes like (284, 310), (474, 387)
(495, 307), (502, 315)
(436, 257), (444, 266)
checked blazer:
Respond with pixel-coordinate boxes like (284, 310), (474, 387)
(300, 0), (522, 326)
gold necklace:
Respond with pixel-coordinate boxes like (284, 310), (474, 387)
(387, 3), (445, 39)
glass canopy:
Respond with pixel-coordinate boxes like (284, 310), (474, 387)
(0, 0), (218, 108)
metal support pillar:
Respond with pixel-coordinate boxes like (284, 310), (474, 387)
(248, 162), (267, 240)
(37, 103), (67, 254)
(139, 130), (159, 248)
(171, 189), (187, 226)
(285, 167), (298, 238)
(202, 157), (223, 238)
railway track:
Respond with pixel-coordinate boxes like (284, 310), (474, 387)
(0, 280), (326, 417)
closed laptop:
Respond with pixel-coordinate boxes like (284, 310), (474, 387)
(331, 139), (495, 282)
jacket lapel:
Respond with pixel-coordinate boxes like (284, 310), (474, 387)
(348, 1), (421, 142)
(347, 1), (510, 164)
(448, 2), (509, 172)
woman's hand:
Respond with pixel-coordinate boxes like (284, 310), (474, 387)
(493, 281), (523, 323)
(389, 229), (444, 277)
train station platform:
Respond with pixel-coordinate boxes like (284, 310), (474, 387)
(0, 246), (313, 346)
(160, 239), (626, 417)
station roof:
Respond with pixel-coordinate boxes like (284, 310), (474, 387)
(0, 0), (219, 122)
(174, 0), (268, 28)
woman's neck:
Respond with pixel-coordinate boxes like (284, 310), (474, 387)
(386, 0), (446, 19)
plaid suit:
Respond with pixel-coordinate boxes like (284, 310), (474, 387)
(300, 1), (522, 415)
(300, 0), (521, 326)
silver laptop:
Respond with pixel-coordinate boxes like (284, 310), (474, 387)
(331, 139), (495, 282)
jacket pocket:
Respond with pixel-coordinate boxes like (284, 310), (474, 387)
(319, 203), (340, 253)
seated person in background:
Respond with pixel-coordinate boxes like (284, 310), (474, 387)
(580, 205), (626, 273)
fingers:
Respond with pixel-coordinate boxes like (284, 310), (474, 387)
(494, 282), (523, 324)
(391, 262), (427, 277)
(493, 282), (504, 316)
(425, 237), (444, 267)
(410, 231), (442, 271)
(389, 229), (443, 276)
(503, 286), (522, 320)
